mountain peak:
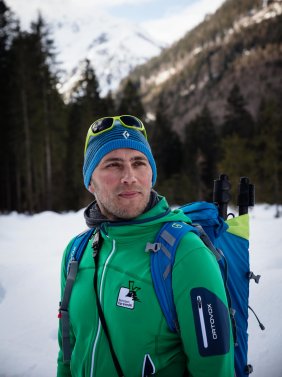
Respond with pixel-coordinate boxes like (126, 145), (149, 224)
(54, 13), (164, 99)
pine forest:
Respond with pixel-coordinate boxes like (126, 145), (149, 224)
(1, 0), (281, 213)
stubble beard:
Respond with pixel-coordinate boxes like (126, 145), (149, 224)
(95, 188), (151, 220)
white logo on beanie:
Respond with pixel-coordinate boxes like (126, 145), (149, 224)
(123, 131), (130, 139)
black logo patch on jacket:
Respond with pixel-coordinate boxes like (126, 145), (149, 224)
(191, 287), (230, 356)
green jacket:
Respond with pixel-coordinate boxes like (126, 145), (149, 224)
(57, 197), (234, 377)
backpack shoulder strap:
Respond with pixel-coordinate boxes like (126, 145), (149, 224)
(59, 227), (95, 363)
(148, 221), (198, 332)
(65, 228), (95, 274)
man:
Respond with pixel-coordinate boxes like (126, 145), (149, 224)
(57, 115), (234, 376)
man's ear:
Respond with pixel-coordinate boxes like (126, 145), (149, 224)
(88, 181), (95, 194)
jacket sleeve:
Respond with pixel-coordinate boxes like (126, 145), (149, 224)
(56, 240), (76, 377)
(172, 232), (234, 377)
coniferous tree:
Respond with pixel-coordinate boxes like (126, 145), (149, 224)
(65, 59), (105, 209)
(254, 98), (282, 206)
(184, 107), (218, 201)
(151, 95), (183, 180)
(30, 14), (63, 211)
(149, 95), (185, 204)
(7, 28), (34, 212)
(117, 79), (145, 118)
(218, 134), (256, 202)
(222, 84), (255, 139)
(103, 90), (116, 116)
(219, 84), (257, 201)
(6, 14), (67, 212)
(0, 0), (18, 211)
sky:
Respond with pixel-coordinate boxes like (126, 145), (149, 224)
(6, 0), (226, 44)
(0, 204), (282, 376)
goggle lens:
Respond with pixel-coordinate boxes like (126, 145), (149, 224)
(91, 118), (114, 133)
(120, 115), (143, 129)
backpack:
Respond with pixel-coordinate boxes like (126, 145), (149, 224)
(58, 175), (264, 376)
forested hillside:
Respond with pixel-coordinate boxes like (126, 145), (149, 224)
(120, 0), (282, 205)
(126, 0), (281, 127)
(1, 0), (281, 213)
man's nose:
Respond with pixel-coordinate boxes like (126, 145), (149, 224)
(121, 165), (137, 184)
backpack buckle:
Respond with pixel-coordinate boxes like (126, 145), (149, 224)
(145, 242), (161, 253)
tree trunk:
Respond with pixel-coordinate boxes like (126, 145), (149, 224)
(43, 83), (52, 210)
(21, 87), (33, 213)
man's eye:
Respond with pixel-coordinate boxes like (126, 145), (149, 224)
(133, 161), (146, 167)
(106, 163), (120, 168)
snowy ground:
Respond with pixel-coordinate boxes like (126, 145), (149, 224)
(0, 204), (281, 376)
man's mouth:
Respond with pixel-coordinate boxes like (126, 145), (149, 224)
(118, 191), (140, 199)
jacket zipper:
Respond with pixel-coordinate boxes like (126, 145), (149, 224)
(197, 296), (208, 348)
(90, 239), (116, 377)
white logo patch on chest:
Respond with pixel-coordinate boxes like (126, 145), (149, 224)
(117, 281), (141, 310)
(117, 287), (135, 309)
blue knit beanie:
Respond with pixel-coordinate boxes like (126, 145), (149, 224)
(83, 121), (157, 189)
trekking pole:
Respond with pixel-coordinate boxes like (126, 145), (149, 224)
(213, 174), (231, 220)
(237, 177), (255, 216)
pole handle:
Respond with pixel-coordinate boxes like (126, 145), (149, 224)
(213, 174), (231, 220)
(237, 177), (255, 216)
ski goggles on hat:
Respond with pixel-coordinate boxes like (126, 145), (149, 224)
(84, 115), (147, 154)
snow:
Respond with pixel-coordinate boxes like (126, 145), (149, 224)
(7, 1), (164, 98)
(54, 13), (164, 97)
(0, 205), (282, 376)
(6, 0), (228, 99)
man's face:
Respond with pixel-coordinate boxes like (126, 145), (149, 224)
(89, 148), (153, 220)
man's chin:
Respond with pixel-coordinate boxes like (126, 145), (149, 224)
(115, 204), (146, 220)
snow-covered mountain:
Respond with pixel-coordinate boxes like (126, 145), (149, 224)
(125, 0), (282, 130)
(51, 11), (164, 98)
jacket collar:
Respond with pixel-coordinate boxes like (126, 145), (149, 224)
(84, 190), (160, 229)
